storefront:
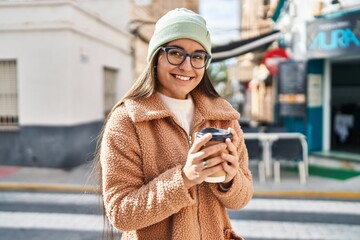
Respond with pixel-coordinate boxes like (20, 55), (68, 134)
(211, 30), (282, 124)
(306, 9), (360, 155)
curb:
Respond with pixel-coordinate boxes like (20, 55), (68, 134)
(1, 182), (360, 199)
(254, 190), (360, 199)
(0, 183), (98, 193)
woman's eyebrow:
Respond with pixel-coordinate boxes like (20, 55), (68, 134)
(165, 44), (183, 49)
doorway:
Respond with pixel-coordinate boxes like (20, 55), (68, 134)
(331, 60), (360, 153)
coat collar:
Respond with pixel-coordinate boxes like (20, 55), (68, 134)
(124, 89), (240, 123)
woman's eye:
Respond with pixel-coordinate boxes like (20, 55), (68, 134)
(192, 54), (205, 60)
(170, 50), (183, 57)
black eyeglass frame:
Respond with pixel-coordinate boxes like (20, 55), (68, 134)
(160, 47), (211, 69)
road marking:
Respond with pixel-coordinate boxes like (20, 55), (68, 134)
(0, 192), (99, 205)
(231, 219), (360, 240)
(1, 211), (359, 239)
(0, 166), (20, 179)
(0, 212), (103, 232)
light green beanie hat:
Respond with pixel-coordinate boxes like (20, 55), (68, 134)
(147, 8), (212, 66)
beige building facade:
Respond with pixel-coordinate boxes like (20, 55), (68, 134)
(229, 0), (281, 124)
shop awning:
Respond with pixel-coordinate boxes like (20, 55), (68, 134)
(211, 30), (281, 62)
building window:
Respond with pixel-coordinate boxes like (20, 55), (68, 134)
(103, 67), (118, 117)
(0, 60), (18, 128)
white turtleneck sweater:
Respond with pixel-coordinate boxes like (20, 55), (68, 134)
(157, 92), (194, 135)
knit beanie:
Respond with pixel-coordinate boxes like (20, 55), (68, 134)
(147, 8), (212, 66)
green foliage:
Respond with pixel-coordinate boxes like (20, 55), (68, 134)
(208, 62), (233, 98)
(208, 62), (228, 85)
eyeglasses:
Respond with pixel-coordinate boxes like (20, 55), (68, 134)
(161, 47), (211, 69)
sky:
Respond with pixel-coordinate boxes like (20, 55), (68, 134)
(199, 0), (241, 46)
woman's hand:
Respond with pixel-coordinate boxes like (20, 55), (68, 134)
(182, 133), (227, 189)
(220, 127), (240, 186)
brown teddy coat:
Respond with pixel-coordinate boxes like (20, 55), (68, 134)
(100, 90), (253, 239)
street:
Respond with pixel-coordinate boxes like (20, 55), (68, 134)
(230, 197), (360, 240)
(0, 191), (103, 240)
(1, 190), (360, 240)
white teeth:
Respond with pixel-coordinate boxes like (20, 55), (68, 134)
(175, 75), (191, 81)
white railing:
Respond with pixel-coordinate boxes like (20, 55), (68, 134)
(244, 132), (308, 184)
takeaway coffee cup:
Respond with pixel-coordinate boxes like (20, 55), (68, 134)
(195, 127), (232, 183)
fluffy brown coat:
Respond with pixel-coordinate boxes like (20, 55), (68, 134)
(100, 90), (253, 239)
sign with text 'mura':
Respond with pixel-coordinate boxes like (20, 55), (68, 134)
(307, 10), (360, 58)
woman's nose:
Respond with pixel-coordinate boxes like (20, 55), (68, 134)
(179, 56), (193, 70)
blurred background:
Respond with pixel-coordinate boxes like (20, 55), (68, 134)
(1, 0), (360, 176)
(1, 1), (360, 239)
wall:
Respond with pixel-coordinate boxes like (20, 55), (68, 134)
(76, 0), (130, 30)
(0, 1), (132, 126)
(0, 1), (133, 167)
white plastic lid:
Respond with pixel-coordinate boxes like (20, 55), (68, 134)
(205, 175), (226, 183)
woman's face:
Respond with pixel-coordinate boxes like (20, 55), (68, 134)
(156, 39), (206, 99)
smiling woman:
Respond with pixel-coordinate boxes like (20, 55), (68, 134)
(156, 39), (208, 99)
(94, 8), (253, 240)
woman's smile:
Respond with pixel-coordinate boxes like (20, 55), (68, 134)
(173, 74), (192, 81)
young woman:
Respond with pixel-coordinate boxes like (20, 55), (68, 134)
(96, 8), (253, 240)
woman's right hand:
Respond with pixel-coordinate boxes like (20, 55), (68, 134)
(182, 133), (228, 189)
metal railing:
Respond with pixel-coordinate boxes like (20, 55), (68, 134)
(244, 132), (308, 184)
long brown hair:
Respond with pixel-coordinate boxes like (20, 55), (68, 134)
(92, 46), (220, 239)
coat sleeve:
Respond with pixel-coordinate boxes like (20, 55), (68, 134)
(100, 106), (195, 231)
(208, 121), (253, 209)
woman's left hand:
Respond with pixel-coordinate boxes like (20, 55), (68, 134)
(221, 127), (240, 184)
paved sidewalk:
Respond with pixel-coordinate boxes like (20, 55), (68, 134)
(251, 162), (360, 199)
(0, 162), (97, 193)
(1, 161), (360, 199)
